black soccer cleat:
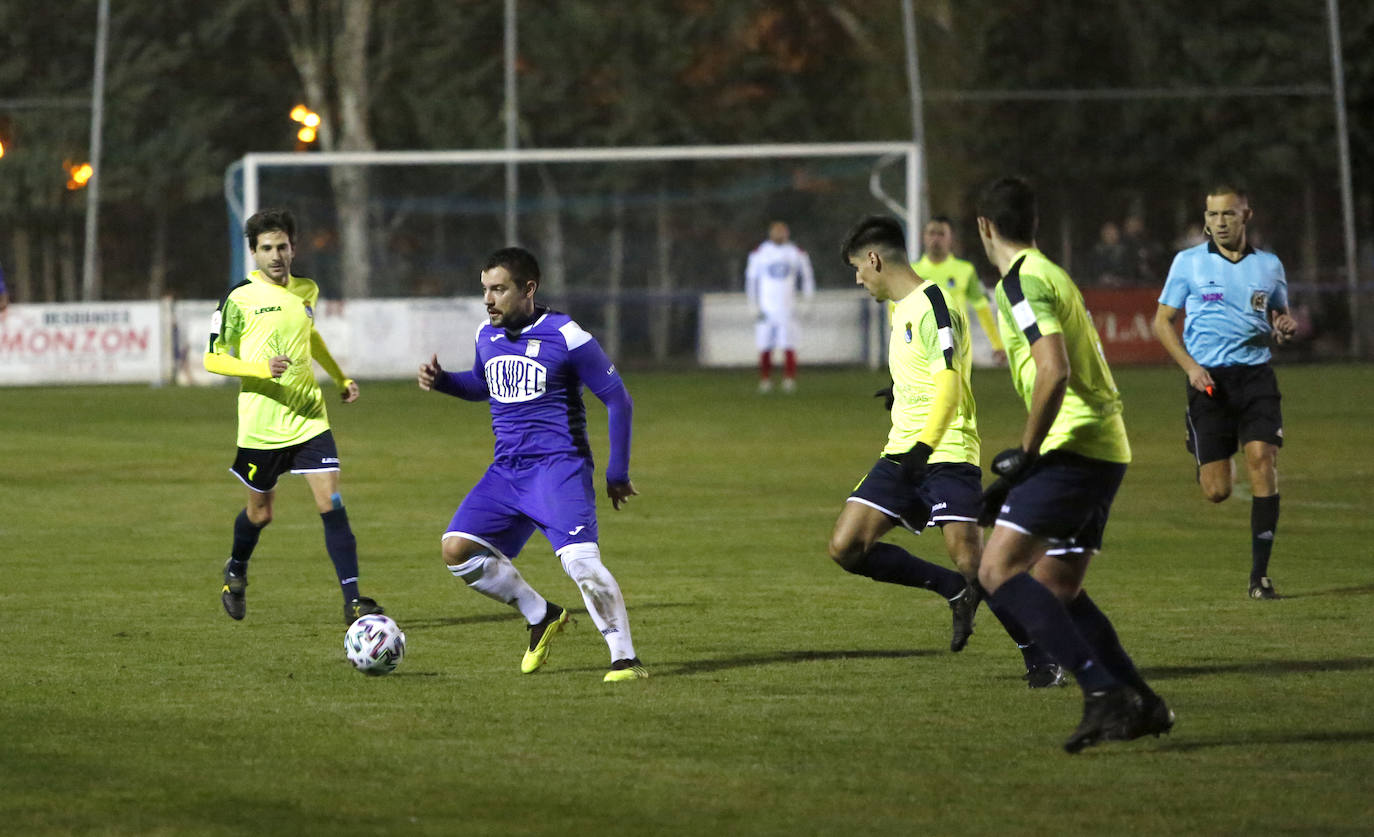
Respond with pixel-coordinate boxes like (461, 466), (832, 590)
(1023, 663), (1069, 689)
(947, 584), (980, 653)
(221, 560), (246, 621)
(345, 596), (385, 626)
(1249, 577), (1281, 600)
(1128, 693), (1176, 740)
(1063, 686), (1144, 754)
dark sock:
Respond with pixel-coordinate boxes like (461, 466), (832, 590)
(1251, 494), (1279, 582)
(228, 509), (263, 578)
(983, 593), (1052, 667)
(1066, 591), (1155, 701)
(846, 542), (966, 599)
(986, 573), (1116, 693)
(321, 507), (361, 601)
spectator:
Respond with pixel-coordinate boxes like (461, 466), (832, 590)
(1123, 215), (1165, 285)
(1087, 221), (1130, 287)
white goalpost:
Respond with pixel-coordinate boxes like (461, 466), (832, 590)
(225, 142), (921, 372)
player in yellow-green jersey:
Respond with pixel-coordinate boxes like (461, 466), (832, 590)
(828, 216), (1055, 670)
(973, 177), (1170, 753)
(205, 208), (384, 627)
(912, 215), (1005, 364)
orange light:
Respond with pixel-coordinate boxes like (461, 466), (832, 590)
(290, 104), (308, 122)
(66, 161), (93, 190)
(302, 111), (320, 128)
(297, 126), (317, 143)
(0, 140), (5, 159)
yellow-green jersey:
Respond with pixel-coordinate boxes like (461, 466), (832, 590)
(912, 253), (1004, 351)
(209, 271), (332, 449)
(994, 248), (1130, 463)
(885, 282), (979, 465)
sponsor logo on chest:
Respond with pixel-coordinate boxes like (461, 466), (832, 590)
(484, 354), (547, 403)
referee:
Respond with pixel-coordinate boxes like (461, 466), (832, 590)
(1152, 185), (1298, 600)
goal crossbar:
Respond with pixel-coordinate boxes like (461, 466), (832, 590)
(238, 141), (921, 227)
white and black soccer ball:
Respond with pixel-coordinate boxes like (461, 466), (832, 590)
(344, 614), (406, 676)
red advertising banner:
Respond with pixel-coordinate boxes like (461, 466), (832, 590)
(1080, 287), (1179, 365)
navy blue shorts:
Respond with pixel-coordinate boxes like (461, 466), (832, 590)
(230, 430), (340, 493)
(445, 453), (598, 559)
(1185, 363), (1283, 465)
(848, 457), (982, 532)
(996, 450), (1127, 556)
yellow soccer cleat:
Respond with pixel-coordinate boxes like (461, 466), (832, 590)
(521, 603), (571, 674)
(603, 657), (649, 683)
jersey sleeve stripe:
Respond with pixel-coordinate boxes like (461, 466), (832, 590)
(209, 280), (251, 353)
(922, 284), (956, 368)
(559, 320), (592, 350)
(1000, 258), (1042, 343)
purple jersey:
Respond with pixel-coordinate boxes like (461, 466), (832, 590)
(436, 308), (632, 483)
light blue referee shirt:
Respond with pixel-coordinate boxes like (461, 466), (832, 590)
(1159, 240), (1288, 367)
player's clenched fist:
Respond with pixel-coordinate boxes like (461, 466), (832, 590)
(418, 353), (443, 390)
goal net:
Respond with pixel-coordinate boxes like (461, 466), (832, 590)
(225, 143), (920, 369)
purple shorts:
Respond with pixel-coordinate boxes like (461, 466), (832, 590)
(445, 453), (599, 559)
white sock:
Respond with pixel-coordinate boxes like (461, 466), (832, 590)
(559, 543), (635, 662)
(449, 553), (547, 624)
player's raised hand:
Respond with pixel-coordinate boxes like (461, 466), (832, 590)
(341, 378), (360, 403)
(268, 355), (291, 378)
(607, 479), (639, 510)
(418, 354), (443, 391)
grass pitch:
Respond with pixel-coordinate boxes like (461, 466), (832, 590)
(3, 364), (1373, 835)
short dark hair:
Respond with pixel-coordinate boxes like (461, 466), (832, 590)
(975, 177), (1037, 243)
(926, 215), (955, 230)
(840, 215), (908, 267)
(244, 208), (296, 250)
(484, 246), (541, 288)
(1206, 183), (1248, 202)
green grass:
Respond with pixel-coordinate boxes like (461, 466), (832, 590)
(3, 364), (1373, 835)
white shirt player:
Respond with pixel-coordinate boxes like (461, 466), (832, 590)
(745, 232), (815, 352)
(746, 240), (815, 316)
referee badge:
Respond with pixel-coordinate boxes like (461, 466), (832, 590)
(904, 322), (913, 343)
(303, 303), (314, 320)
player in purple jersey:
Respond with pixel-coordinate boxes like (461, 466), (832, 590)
(418, 247), (648, 682)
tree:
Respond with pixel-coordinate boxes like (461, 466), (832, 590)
(272, 0), (380, 299)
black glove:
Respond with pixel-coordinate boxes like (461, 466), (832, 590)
(990, 447), (1037, 484)
(874, 382), (894, 411)
(900, 442), (933, 484)
(978, 477), (1011, 527)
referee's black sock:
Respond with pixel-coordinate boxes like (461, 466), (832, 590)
(1066, 591), (1156, 703)
(986, 573), (1116, 694)
(321, 507), (361, 602)
(1251, 494), (1279, 583)
(847, 542), (966, 599)
(228, 509), (264, 578)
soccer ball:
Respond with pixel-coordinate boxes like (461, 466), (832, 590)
(344, 614), (406, 676)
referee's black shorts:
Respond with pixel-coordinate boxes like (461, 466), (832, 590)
(1184, 363), (1283, 465)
